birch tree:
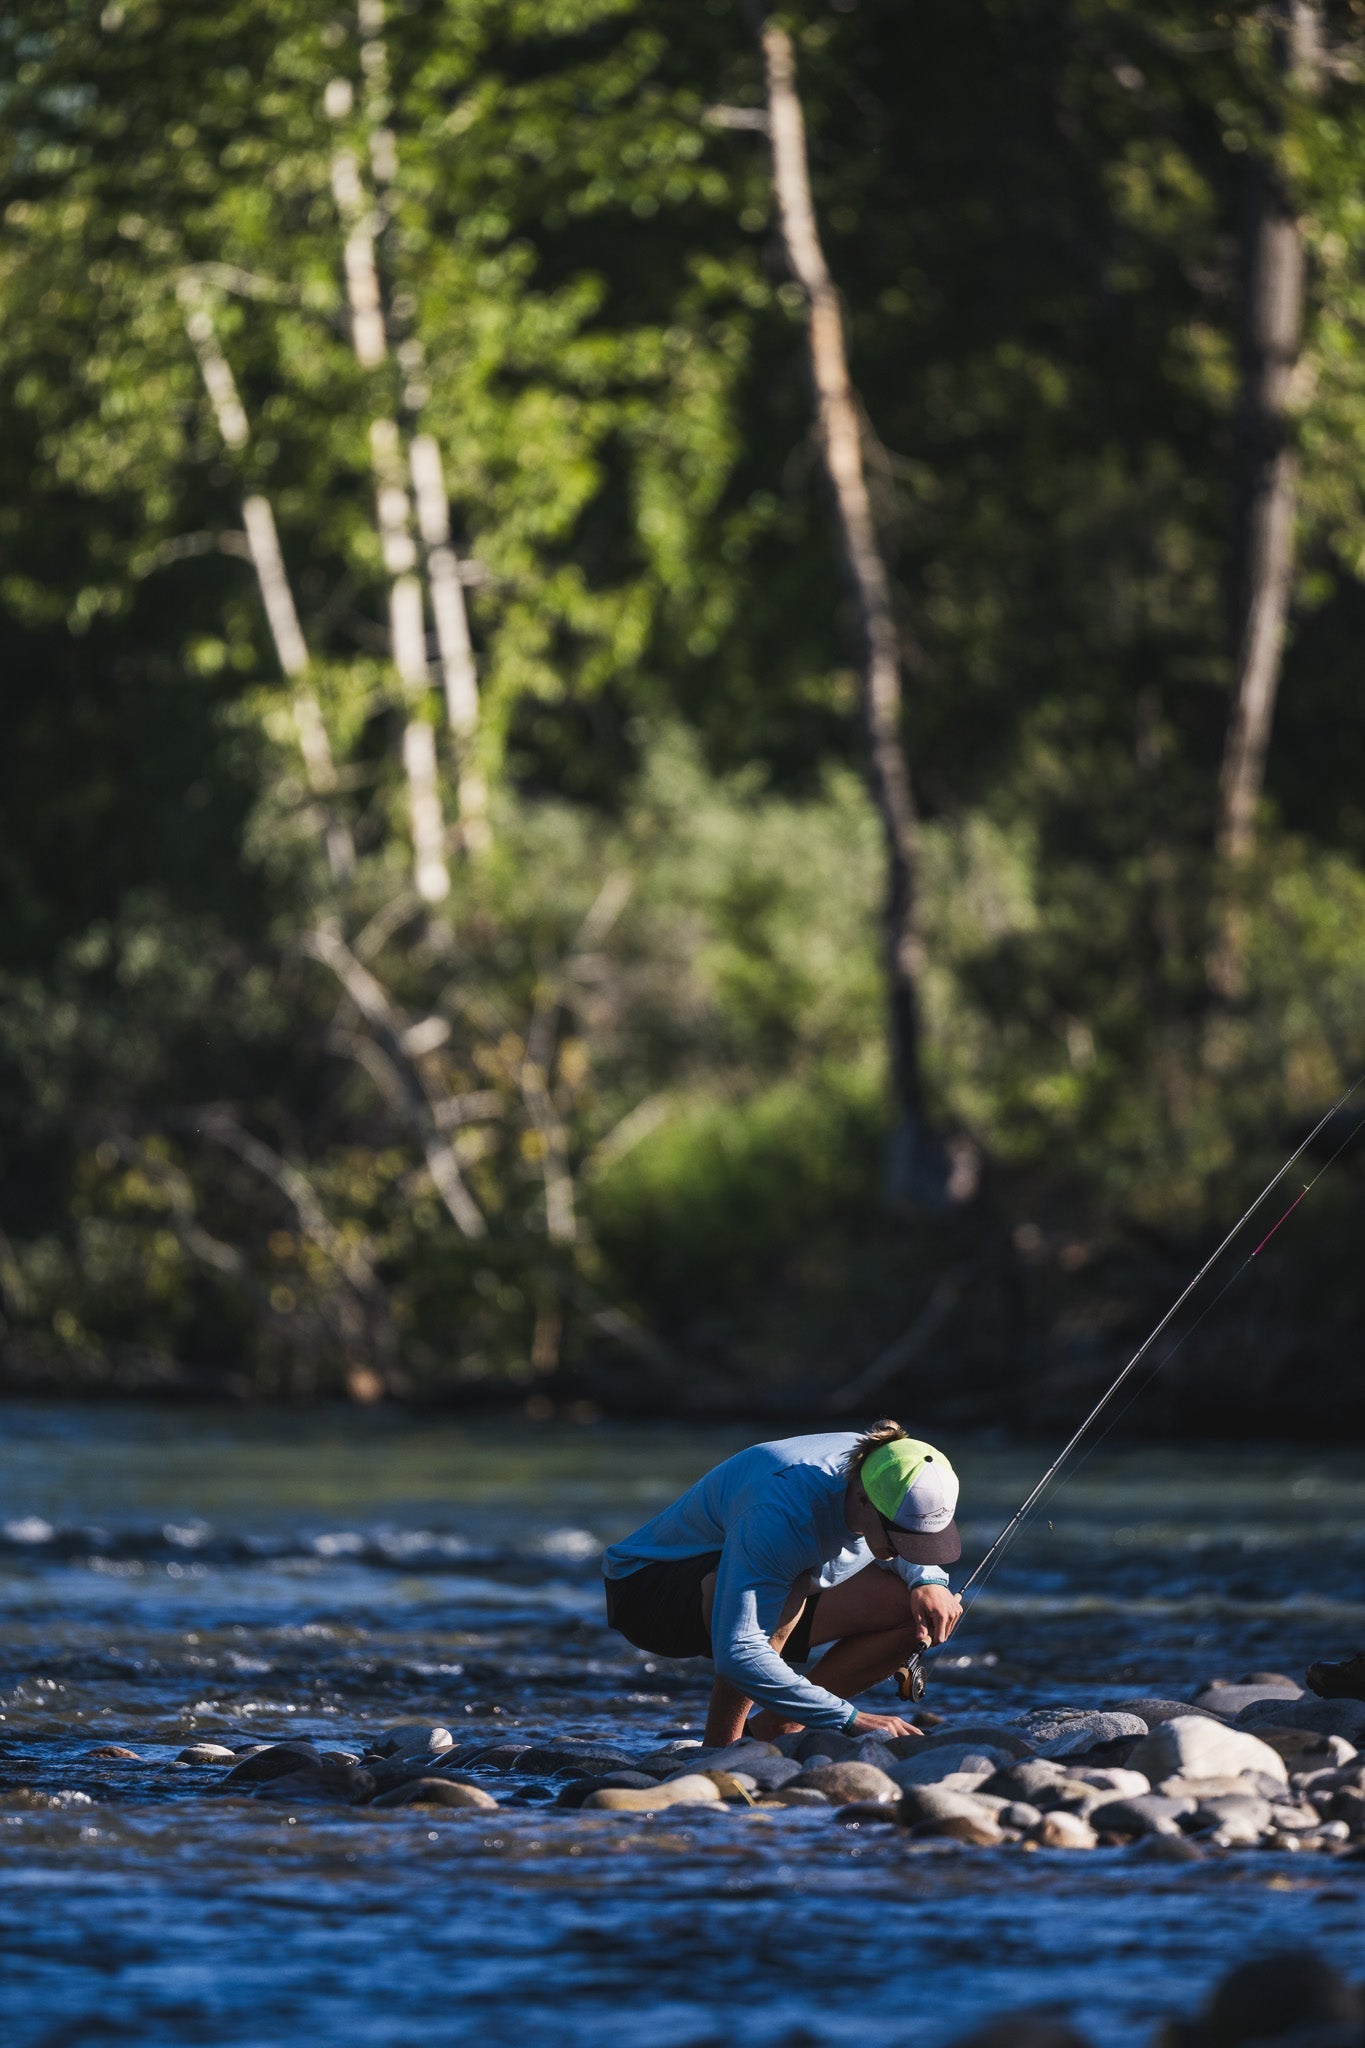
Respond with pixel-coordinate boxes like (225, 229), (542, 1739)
(1209, 1), (1322, 1000)
(178, 276), (355, 882)
(758, 20), (960, 1206)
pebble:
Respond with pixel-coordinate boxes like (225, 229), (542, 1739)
(792, 1761), (900, 1804)
(1109, 1696), (1223, 1726)
(86, 1745), (142, 1761)
(1264, 1729), (1357, 1769)
(914, 1810), (1005, 1846)
(999, 1801), (1043, 1829)
(222, 1742), (322, 1786)
(910, 1724), (1036, 1760)
(1088, 1791), (1195, 1837)
(898, 1784), (1000, 1828)
(983, 1759), (1069, 1803)
(1237, 1696), (1365, 1744)
(1193, 1793), (1272, 1842)
(584, 1774), (722, 1813)
(254, 1762), (377, 1805)
(1128, 1715), (1288, 1787)
(1035, 1713), (1149, 1757)
(176, 1744), (237, 1764)
(1192, 1676), (1303, 1717)
(1027, 1810), (1098, 1849)
(762, 1786), (830, 1807)
(369, 1779), (498, 1811)
(370, 1725), (454, 1759)
(892, 1743), (1014, 1788)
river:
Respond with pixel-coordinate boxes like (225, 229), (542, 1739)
(1, 1404), (1363, 2047)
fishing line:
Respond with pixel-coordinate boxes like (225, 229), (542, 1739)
(947, 1076), (1365, 1618)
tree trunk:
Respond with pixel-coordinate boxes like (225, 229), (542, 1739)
(328, 109), (451, 904)
(1209, 0), (1320, 1000)
(179, 277), (354, 880)
(410, 432), (491, 853)
(759, 21), (951, 1204)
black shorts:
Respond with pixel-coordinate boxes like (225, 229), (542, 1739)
(604, 1552), (821, 1665)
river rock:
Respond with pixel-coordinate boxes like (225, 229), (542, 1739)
(1028, 1810), (1098, 1849)
(1089, 1791), (1196, 1836)
(902, 1724), (1037, 1760)
(255, 1761), (377, 1804)
(1110, 1696), (1223, 1726)
(1000, 1801), (1043, 1829)
(898, 1784), (1001, 1828)
(1159, 1772), (1285, 1802)
(983, 1759), (1068, 1802)
(1240, 1697), (1365, 1744)
(1036, 1713), (1149, 1758)
(370, 1724), (454, 1759)
(86, 1745), (142, 1761)
(1195, 1950), (1365, 2046)
(891, 1744), (1012, 1789)
(1193, 1675), (1303, 1718)
(515, 1743), (640, 1778)
(1192, 1792), (1273, 1841)
(763, 1786), (830, 1806)
(1128, 1716), (1288, 1787)
(584, 1774), (722, 1812)
(793, 1730), (861, 1764)
(176, 1743), (237, 1764)
(641, 1738), (774, 1778)
(916, 1810), (1006, 1846)
(369, 1778), (498, 1810)
(1259, 1728), (1357, 1770)
(1063, 1767), (1150, 1797)
(734, 1756), (802, 1793)
(792, 1761), (900, 1804)
(222, 1742), (322, 1787)
(1131, 1831), (1203, 1863)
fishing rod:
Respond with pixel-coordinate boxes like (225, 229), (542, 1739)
(894, 1074), (1365, 1705)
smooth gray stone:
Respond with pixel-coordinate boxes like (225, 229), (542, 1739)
(1238, 1698), (1365, 1744)
(794, 1730), (860, 1764)
(1110, 1697), (1225, 1726)
(1000, 1800), (1043, 1829)
(892, 1744), (1013, 1789)
(897, 1784), (1000, 1826)
(370, 1724), (453, 1759)
(472, 1743), (535, 1771)
(1194, 1680), (1304, 1718)
(556, 1770), (656, 1807)
(904, 1724), (1036, 1760)
(983, 1759), (1069, 1803)
(253, 1761), (376, 1804)
(852, 1737), (900, 1774)
(1037, 1714), (1148, 1758)
(515, 1744), (639, 1777)
(1193, 1792), (1273, 1835)
(792, 1761), (899, 1804)
(1130, 1716), (1288, 1786)
(222, 1742), (320, 1787)
(1089, 1791), (1196, 1836)
(641, 1738), (774, 1778)
(739, 1756), (802, 1792)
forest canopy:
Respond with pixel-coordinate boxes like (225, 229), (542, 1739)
(3, 0), (1365, 1429)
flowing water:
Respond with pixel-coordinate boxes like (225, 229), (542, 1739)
(2, 1404), (1363, 2048)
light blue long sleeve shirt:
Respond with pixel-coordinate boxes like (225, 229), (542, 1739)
(602, 1431), (951, 1732)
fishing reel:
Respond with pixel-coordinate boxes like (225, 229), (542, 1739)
(894, 1648), (928, 1703)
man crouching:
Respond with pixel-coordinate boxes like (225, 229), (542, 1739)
(602, 1421), (963, 1745)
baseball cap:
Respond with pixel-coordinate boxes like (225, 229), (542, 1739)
(860, 1436), (961, 1565)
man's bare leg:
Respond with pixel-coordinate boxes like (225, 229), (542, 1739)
(700, 1571), (810, 1747)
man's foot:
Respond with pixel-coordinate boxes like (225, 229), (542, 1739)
(1305, 1652), (1365, 1701)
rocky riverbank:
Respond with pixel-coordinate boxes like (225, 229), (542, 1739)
(16, 1671), (1364, 1859)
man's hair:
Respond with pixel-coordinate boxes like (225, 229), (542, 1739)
(844, 1418), (907, 1483)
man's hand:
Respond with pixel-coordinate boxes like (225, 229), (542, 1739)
(849, 1709), (921, 1739)
(908, 1582), (962, 1646)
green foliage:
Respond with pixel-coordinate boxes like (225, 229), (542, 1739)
(4, 0), (1365, 1410)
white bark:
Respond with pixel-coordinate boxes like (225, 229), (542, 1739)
(410, 432), (491, 851)
(327, 83), (451, 904)
(179, 276), (353, 879)
(760, 22), (934, 1192)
